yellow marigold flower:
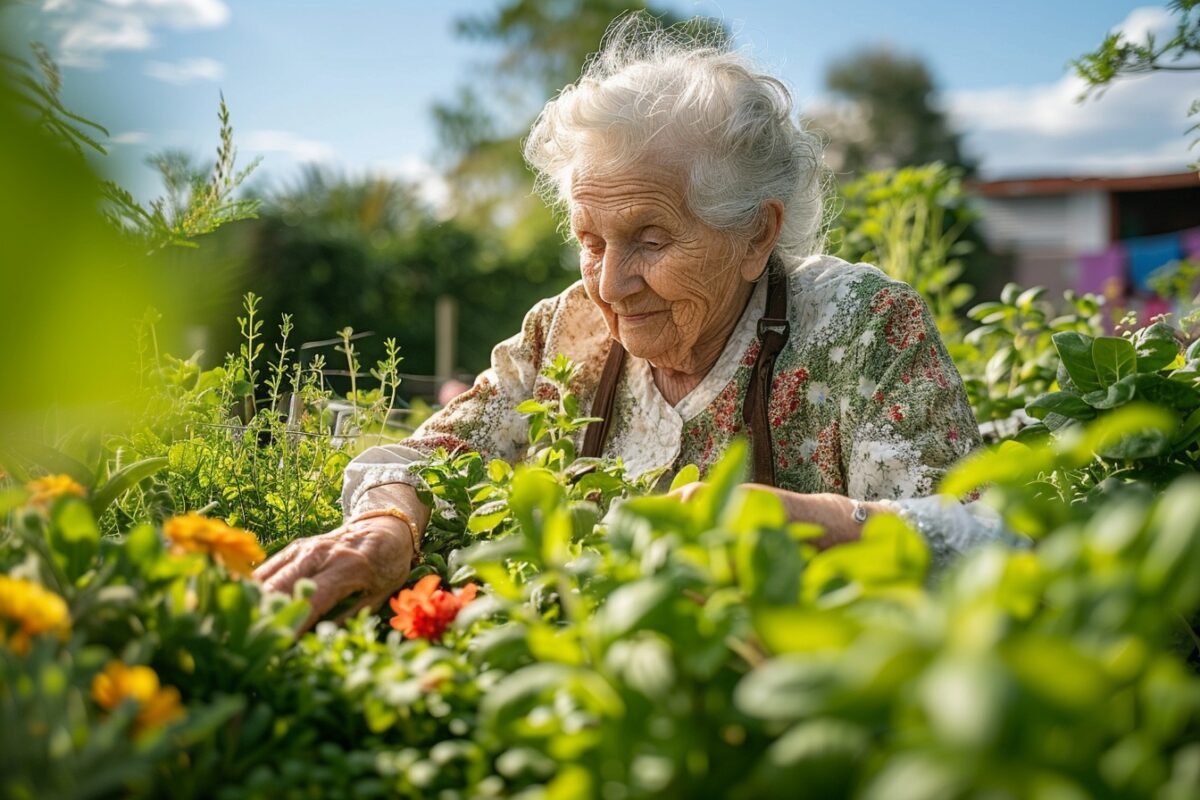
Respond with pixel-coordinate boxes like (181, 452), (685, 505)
(163, 513), (266, 578)
(0, 575), (70, 655)
(91, 661), (184, 735)
(25, 474), (86, 507)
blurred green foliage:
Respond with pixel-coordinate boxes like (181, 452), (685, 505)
(0, 55), (170, 440)
(5, 359), (1200, 797)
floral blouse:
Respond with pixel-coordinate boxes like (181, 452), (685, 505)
(344, 255), (982, 526)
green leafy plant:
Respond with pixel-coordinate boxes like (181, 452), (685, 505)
(1021, 322), (1200, 489)
(960, 283), (1106, 425)
(102, 94), (262, 253)
(831, 162), (978, 339)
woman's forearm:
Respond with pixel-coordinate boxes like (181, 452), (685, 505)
(741, 484), (889, 550)
(350, 482), (433, 546)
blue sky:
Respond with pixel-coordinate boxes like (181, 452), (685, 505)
(8, 1), (1198, 200)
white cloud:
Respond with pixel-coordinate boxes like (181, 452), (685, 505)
(368, 156), (451, 212)
(945, 65), (1197, 178)
(43, 0), (230, 67)
(1114, 5), (1176, 42)
(241, 130), (338, 163)
(110, 130), (149, 144)
(144, 57), (223, 84)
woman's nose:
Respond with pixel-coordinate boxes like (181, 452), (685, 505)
(597, 245), (641, 305)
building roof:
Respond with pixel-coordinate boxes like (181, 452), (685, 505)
(968, 171), (1199, 198)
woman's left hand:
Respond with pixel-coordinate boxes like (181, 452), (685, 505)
(669, 481), (884, 550)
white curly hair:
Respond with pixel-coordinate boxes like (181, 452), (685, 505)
(523, 13), (831, 267)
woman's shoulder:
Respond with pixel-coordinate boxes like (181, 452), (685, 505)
(787, 254), (897, 297)
(784, 255), (916, 339)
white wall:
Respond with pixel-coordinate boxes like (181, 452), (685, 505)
(971, 190), (1111, 297)
(973, 190), (1109, 254)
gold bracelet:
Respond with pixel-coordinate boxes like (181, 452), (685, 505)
(350, 508), (422, 560)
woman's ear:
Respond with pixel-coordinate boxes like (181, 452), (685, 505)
(739, 199), (785, 282)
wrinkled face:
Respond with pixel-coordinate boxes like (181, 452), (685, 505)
(569, 162), (757, 371)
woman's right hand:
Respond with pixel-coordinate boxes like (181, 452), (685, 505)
(253, 514), (416, 633)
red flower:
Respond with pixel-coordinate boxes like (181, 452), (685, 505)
(888, 404), (905, 422)
(768, 368), (809, 428)
(919, 345), (950, 388)
(869, 288), (927, 351)
(712, 382), (742, 434)
(389, 575), (478, 641)
(740, 339), (762, 367)
(809, 419), (843, 488)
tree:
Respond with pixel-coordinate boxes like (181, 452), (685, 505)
(187, 169), (576, 384)
(814, 48), (974, 177)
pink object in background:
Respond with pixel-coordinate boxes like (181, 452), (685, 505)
(1076, 244), (1126, 297)
(1182, 227), (1200, 259)
(1142, 296), (1172, 322)
(438, 379), (471, 406)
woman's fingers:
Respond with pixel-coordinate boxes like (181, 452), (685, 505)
(251, 542), (298, 585)
(298, 559), (368, 633)
(669, 481), (707, 503)
(258, 539), (336, 597)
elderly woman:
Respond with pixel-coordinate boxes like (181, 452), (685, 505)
(256, 24), (999, 626)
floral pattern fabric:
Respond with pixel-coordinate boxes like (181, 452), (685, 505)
(343, 255), (981, 519)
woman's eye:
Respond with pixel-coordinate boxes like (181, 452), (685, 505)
(579, 235), (605, 254)
(639, 228), (668, 251)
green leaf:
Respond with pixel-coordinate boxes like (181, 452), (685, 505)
(1140, 476), (1200, 609)
(1082, 376), (1136, 409)
(1131, 374), (1200, 413)
(669, 463), (700, 492)
(123, 523), (163, 574)
(1053, 332), (1103, 392)
(802, 513), (928, 602)
(1078, 403), (1177, 462)
(596, 578), (673, 641)
(985, 346), (1014, 386)
(737, 527), (802, 605)
(1015, 286), (1046, 310)
(736, 719), (869, 800)
(752, 608), (859, 655)
(2, 440), (93, 487)
(940, 441), (1055, 496)
(735, 657), (840, 722)
(90, 456), (168, 516)
(49, 499), (100, 582)
(1092, 336), (1137, 386)
(1133, 322), (1180, 372)
(1027, 392), (1097, 421)
(1002, 635), (1109, 712)
(467, 500), (509, 534)
(515, 399), (548, 415)
(697, 439), (748, 527)
(479, 662), (572, 732)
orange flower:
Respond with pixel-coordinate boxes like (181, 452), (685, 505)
(0, 575), (70, 655)
(25, 474), (86, 507)
(389, 575), (478, 641)
(163, 513), (266, 578)
(91, 661), (184, 735)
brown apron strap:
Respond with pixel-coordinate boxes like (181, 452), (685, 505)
(582, 264), (789, 483)
(742, 266), (790, 486)
(581, 340), (627, 458)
